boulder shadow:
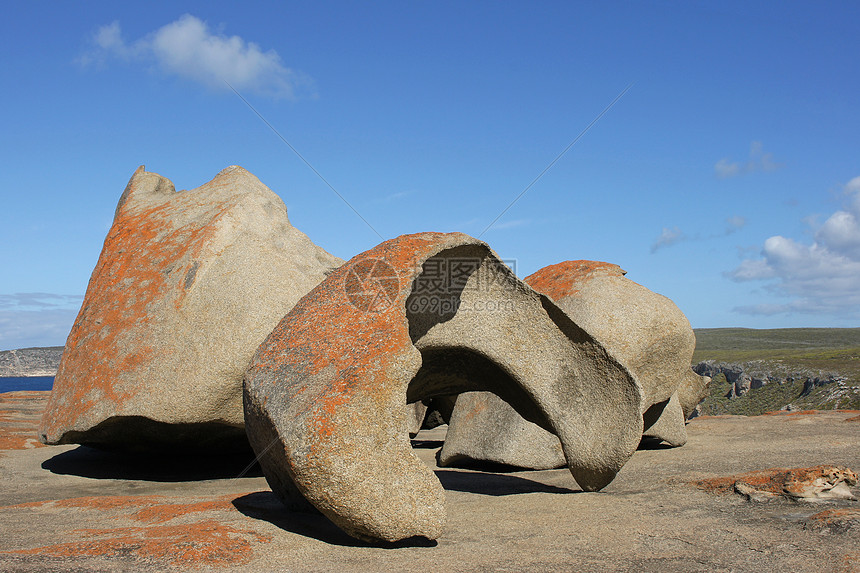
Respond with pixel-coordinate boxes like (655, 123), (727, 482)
(232, 491), (437, 548)
(41, 445), (264, 482)
(410, 438), (445, 449)
(434, 469), (579, 496)
(637, 437), (677, 450)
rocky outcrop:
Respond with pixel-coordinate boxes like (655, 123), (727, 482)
(244, 234), (643, 543)
(0, 347), (63, 377)
(692, 360), (847, 400)
(693, 465), (858, 502)
(39, 166), (342, 452)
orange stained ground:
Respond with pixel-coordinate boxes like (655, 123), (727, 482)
(2, 493), (270, 567)
(692, 465), (858, 495)
(0, 391), (49, 453)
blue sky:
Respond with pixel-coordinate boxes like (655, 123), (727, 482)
(2, 1), (859, 350)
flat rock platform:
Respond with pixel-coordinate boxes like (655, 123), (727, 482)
(1, 391), (858, 572)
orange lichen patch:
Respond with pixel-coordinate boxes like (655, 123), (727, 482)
(461, 397), (489, 424)
(130, 495), (237, 524)
(0, 391), (49, 452)
(843, 552), (860, 573)
(10, 495), (159, 511)
(524, 260), (623, 301)
(2, 492), (269, 567)
(846, 415), (860, 423)
(8, 493), (241, 523)
(692, 465), (858, 495)
(807, 508), (860, 524)
(761, 409), (819, 417)
(4, 520), (270, 568)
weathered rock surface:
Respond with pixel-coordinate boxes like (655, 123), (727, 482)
(3, 393), (859, 571)
(39, 166), (342, 452)
(441, 391), (565, 470)
(244, 233), (642, 543)
(440, 261), (708, 470)
(0, 347), (63, 377)
(693, 465), (859, 502)
(406, 401), (428, 438)
(525, 261), (709, 417)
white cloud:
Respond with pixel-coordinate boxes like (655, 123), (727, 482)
(78, 15), (310, 99)
(728, 177), (860, 317)
(726, 215), (746, 232)
(0, 293), (83, 311)
(0, 309), (78, 350)
(651, 216), (745, 253)
(0, 294), (82, 350)
(715, 141), (782, 179)
(650, 226), (684, 253)
(714, 158), (741, 178)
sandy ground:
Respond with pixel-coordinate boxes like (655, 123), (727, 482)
(1, 391), (859, 572)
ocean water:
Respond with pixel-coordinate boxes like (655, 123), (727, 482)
(0, 376), (54, 393)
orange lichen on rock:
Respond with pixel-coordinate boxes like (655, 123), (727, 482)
(524, 260), (624, 301)
(761, 410), (819, 417)
(692, 465), (858, 496)
(6, 520), (270, 568)
(846, 415), (860, 423)
(0, 391), (49, 453)
(9, 493), (241, 523)
(807, 507), (860, 524)
(2, 493), (269, 567)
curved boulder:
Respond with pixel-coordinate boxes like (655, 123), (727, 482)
(439, 260), (709, 469)
(243, 234), (642, 543)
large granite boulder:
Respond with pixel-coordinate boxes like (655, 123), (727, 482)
(439, 260), (709, 469)
(39, 166), (342, 452)
(243, 233), (643, 543)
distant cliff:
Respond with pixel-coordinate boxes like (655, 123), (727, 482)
(0, 347), (63, 377)
(692, 360), (859, 415)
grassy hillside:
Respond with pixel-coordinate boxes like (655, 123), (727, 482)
(692, 328), (860, 415)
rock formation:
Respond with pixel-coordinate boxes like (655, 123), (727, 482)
(0, 347), (63, 377)
(39, 166), (342, 452)
(243, 233), (643, 543)
(439, 260), (709, 470)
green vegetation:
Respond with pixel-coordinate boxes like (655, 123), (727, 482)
(692, 328), (860, 416)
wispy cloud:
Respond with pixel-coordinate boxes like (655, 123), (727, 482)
(78, 15), (311, 99)
(728, 176), (860, 317)
(650, 226), (684, 253)
(650, 216), (746, 253)
(0, 309), (78, 350)
(0, 293), (83, 311)
(0, 294), (82, 350)
(375, 190), (417, 204)
(715, 141), (782, 179)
